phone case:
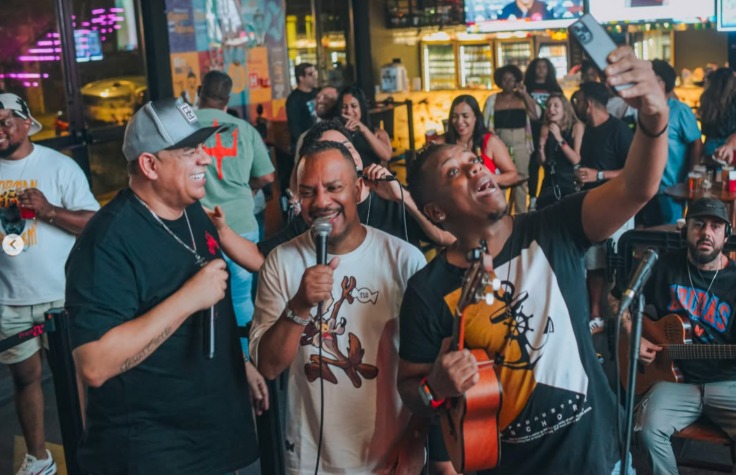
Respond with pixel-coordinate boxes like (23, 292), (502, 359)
(569, 14), (632, 91)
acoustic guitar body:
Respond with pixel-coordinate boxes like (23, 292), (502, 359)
(441, 349), (502, 473)
(619, 313), (688, 395)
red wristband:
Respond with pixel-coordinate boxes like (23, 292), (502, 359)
(420, 376), (447, 409)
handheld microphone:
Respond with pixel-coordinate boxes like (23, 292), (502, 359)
(358, 173), (396, 182)
(204, 306), (216, 359)
(617, 249), (659, 318)
(312, 217), (333, 265)
(311, 216), (333, 473)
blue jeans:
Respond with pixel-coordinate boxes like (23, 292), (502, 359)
(612, 454), (636, 475)
(222, 230), (259, 357)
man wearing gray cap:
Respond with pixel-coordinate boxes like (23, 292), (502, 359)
(0, 92), (99, 475)
(628, 198), (736, 474)
(65, 98), (259, 474)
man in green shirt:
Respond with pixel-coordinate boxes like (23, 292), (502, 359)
(196, 70), (275, 369)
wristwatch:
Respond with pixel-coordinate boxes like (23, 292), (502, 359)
(597, 170), (605, 182)
(284, 305), (311, 326)
(418, 376), (446, 409)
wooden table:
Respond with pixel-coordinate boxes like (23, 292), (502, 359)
(664, 182), (736, 224)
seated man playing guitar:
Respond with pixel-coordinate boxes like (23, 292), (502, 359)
(630, 197), (736, 475)
(397, 46), (668, 475)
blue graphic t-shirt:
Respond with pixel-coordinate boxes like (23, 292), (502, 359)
(644, 249), (736, 384)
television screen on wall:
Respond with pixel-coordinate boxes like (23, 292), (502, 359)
(588, 0), (715, 24)
(717, 0), (736, 31)
(465, 0), (585, 33)
(74, 29), (103, 62)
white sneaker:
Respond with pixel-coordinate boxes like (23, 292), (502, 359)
(16, 450), (56, 475)
(589, 317), (606, 335)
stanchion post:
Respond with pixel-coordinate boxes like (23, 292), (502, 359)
(45, 308), (85, 475)
(255, 372), (287, 475)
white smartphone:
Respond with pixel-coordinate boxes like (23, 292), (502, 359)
(569, 14), (633, 91)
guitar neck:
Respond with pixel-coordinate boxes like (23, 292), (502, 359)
(452, 308), (464, 351)
(665, 345), (736, 360)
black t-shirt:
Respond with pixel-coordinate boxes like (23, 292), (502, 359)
(399, 193), (620, 475)
(580, 116), (633, 190)
(350, 129), (382, 168)
(258, 191), (429, 256)
(286, 88), (317, 148)
(644, 249), (736, 384)
(66, 189), (258, 475)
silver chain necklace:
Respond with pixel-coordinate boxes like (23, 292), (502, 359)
(133, 193), (206, 267)
(686, 254), (720, 313)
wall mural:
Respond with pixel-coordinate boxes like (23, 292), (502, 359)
(166, 0), (288, 120)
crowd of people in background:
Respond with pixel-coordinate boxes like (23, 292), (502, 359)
(3, 42), (736, 475)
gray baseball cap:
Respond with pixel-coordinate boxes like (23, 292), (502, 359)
(122, 97), (230, 161)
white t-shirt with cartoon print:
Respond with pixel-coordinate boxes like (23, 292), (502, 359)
(0, 144), (100, 305)
(250, 226), (426, 474)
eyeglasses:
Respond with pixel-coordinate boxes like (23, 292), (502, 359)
(0, 117), (18, 129)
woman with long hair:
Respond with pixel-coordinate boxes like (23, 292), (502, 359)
(482, 64), (541, 214)
(537, 92), (584, 209)
(524, 57), (563, 210)
(338, 86), (392, 168)
(524, 58), (562, 101)
(699, 68), (736, 157)
(443, 94), (518, 187)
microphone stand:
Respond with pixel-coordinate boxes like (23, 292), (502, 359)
(621, 294), (645, 475)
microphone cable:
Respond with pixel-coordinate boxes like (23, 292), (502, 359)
(399, 184), (408, 242)
(314, 300), (325, 475)
(359, 172), (409, 243)
(311, 218), (331, 475)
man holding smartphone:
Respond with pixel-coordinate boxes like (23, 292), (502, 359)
(399, 45), (668, 475)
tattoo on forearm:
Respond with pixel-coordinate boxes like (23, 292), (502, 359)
(121, 327), (172, 372)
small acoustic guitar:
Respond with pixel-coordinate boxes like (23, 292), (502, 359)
(441, 241), (503, 473)
(619, 313), (736, 395)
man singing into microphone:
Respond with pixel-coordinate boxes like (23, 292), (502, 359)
(397, 46), (669, 475)
(249, 140), (427, 473)
(630, 198), (736, 475)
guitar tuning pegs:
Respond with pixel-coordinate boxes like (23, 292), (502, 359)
(491, 278), (501, 291)
(466, 248), (482, 262)
(484, 293), (495, 305)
